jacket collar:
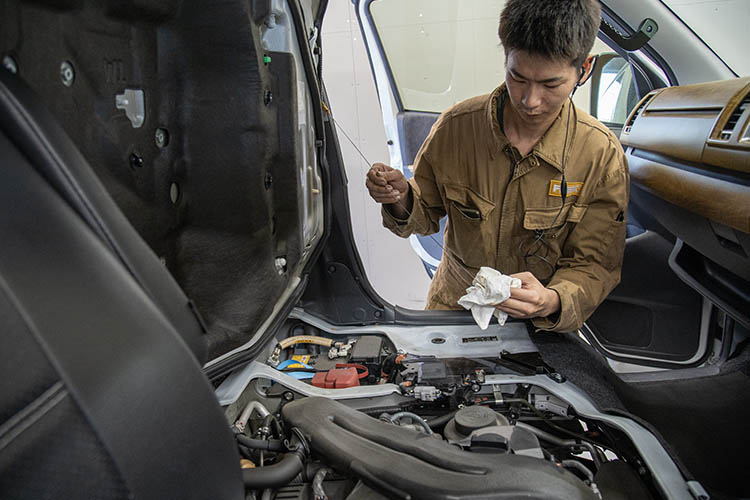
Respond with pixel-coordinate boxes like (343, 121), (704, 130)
(486, 83), (577, 172)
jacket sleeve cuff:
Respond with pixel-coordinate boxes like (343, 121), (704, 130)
(381, 204), (412, 237)
(531, 281), (579, 333)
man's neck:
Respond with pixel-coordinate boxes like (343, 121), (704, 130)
(502, 102), (560, 156)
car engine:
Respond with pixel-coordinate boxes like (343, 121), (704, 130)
(217, 316), (661, 500)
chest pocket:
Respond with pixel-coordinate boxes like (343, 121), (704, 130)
(523, 203), (587, 233)
(443, 184), (496, 269)
(521, 203), (587, 280)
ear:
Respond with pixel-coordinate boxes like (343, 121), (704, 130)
(577, 54), (598, 87)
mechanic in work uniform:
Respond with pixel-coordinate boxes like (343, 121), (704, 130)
(366, 0), (629, 333)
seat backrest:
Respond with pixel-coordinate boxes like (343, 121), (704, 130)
(0, 79), (243, 499)
(0, 71), (207, 362)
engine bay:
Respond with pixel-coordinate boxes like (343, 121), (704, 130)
(216, 311), (672, 500)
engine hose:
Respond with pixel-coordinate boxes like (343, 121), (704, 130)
(236, 434), (287, 452)
(426, 410), (458, 429)
(263, 414), (283, 439)
(516, 422), (602, 469)
(235, 401), (271, 433)
(312, 467), (332, 500)
(279, 335), (333, 350)
(242, 451), (305, 489)
(389, 411), (433, 435)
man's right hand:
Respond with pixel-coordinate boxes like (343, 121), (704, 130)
(365, 163), (412, 218)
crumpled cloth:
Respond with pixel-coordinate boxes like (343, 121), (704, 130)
(457, 267), (522, 330)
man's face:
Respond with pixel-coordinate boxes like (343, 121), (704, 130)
(504, 49), (581, 127)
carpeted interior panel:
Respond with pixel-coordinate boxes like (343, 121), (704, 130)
(0, 0), (307, 359)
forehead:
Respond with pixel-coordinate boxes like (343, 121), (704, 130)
(506, 49), (576, 80)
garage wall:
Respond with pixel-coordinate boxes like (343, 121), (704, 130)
(321, 0), (431, 309)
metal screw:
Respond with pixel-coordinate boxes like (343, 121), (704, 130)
(2, 55), (18, 74)
(374, 310), (382, 319)
(155, 128), (169, 148)
(60, 61), (75, 87)
(283, 391), (294, 401)
(129, 152), (143, 169)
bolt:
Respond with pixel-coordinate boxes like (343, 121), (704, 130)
(155, 128), (169, 148)
(129, 152), (143, 169)
(264, 90), (273, 106)
(548, 372), (566, 383)
(2, 55), (18, 74)
(283, 391), (294, 401)
(60, 61), (75, 87)
(327, 264), (336, 274)
(374, 310), (382, 319)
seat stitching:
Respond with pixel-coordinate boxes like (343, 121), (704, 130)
(0, 381), (67, 452)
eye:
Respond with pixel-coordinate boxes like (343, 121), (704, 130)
(544, 84), (562, 89)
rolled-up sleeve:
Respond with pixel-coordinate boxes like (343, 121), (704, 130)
(533, 144), (629, 333)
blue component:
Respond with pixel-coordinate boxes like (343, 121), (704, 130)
(285, 371), (315, 380)
(276, 359), (313, 370)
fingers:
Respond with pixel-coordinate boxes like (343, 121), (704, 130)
(510, 271), (541, 287)
(495, 300), (532, 319)
(366, 163), (408, 204)
(366, 179), (402, 204)
(367, 164), (390, 187)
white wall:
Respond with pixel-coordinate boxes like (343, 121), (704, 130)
(321, 0), (431, 309)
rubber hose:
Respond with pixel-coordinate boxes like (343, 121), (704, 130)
(263, 414), (283, 439)
(242, 452), (304, 489)
(426, 410), (458, 429)
(236, 434), (286, 452)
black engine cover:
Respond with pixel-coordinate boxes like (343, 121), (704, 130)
(282, 397), (597, 500)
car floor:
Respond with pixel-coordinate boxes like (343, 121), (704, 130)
(534, 330), (750, 499)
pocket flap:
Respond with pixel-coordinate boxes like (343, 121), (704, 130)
(444, 184), (496, 219)
(524, 203), (588, 230)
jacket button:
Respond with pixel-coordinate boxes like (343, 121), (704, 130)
(530, 157), (538, 167)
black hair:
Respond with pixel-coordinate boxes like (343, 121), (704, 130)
(498, 0), (601, 67)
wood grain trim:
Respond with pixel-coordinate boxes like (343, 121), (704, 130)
(628, 155), (750, 233)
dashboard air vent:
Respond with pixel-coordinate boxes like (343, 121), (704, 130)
(623, 92), (655, 134)
(721, 94), (750, 140)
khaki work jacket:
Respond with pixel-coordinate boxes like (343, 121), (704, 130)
(382, 84), (629, 332)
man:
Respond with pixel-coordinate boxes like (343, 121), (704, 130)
(365, 0), (628, 333)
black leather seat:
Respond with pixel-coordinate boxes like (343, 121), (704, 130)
(0, 71), (244, 499)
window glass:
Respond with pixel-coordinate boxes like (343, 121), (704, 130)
(595, 56), (638, 125)
(370, 0), (506, 112)
(370, 0), (621, 116)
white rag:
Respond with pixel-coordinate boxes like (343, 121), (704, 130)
(457, 267), (522, 330)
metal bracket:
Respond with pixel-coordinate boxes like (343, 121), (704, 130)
(115, 89), (145, 128)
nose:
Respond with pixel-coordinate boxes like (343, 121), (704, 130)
(521, 85), (543, 110)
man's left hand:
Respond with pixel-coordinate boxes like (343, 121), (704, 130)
(495, 271), (560, 319)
